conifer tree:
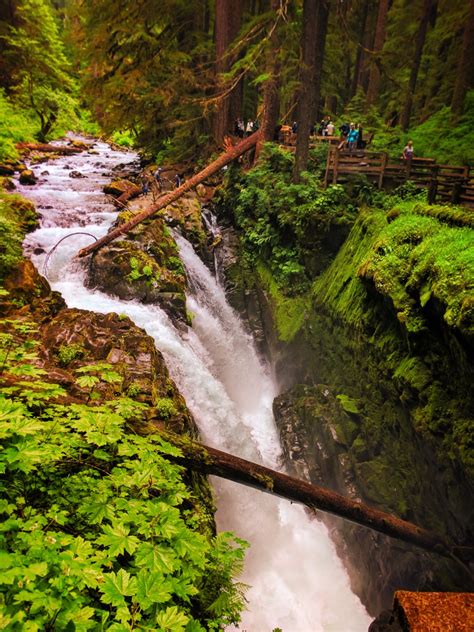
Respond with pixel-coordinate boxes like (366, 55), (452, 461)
(451, 0), (474, 116)
(2, 0), (73, 141)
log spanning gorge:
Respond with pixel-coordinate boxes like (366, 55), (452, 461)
(17, 138), (373, 630)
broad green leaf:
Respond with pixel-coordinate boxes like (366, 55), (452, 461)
(135, 543), (177, 574)
(97, 523), (139, 556)
(155, 605), (189, 631)
(101, 569), (137, 608)
(76, 375), (100, 389)
(135, 570), (172, 609)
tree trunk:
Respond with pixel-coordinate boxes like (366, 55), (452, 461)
(312, 0), (329, 122)
(77, 130), (262, 259)
(261, 0), (283, 142)
(213, 0), (243, 145)
(400, 0), (437, 131)
(158, 429), (473, 565)
(293, 0), (320, 182)
(366, 0), (390, 107)
(349, 0), (371, 99)
(16, 142), (83, 155)
(451, 0), (474, 116)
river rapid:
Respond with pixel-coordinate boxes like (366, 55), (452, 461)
(18, 138), (371, 632)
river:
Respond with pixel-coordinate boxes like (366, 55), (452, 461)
(19, 137), (371, 631)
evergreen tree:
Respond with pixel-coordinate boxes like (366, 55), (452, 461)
(1, 0), (74, 141)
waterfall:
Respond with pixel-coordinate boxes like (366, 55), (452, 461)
(20, 138), (371, 632)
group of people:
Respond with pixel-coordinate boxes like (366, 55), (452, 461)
(234, 117), (259, 138)
(338, 122), (366, 150)
(141, 167), (182, 196)
(290, 116), (336, 137)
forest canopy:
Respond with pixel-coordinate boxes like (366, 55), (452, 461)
(0, 0), (473, 163)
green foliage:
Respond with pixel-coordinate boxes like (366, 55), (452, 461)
(156, 398), (179, 421)
(0, 192), (38, 281)
(358, 201), (474, 335)
(2, 0), (77, 141)
(336, 394), (360, 415)
(221, 144), (356, 293)
(0, 90), (37, 161)
(57, 343), (85, 366)
(0, 320), (248, 630)
(407, 91), (474, 165)
(111, 130), (136, 149)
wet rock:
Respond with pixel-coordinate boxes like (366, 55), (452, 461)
(0, 164), (15, 176)
(40, 308), (196, 434)
(41, 170), (50, 176)
(19, 169), (38, 185)
(87, 216), (188, 324)
(273, 382), (473, 615)
(0, 176), (15, 190)
(69, 139), (89, 150)
(69, 170), (85, 179)
(2, 260), (65, 318)
(103, 179), (140, 197)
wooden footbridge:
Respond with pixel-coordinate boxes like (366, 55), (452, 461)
(323, 146), (474, 208)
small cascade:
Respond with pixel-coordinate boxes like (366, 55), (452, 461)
(19, 138), (371, 632)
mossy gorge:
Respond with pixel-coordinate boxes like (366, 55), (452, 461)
(216, 146), (473, 614)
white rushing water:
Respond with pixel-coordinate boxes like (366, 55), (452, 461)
(19, 138), (371, 632)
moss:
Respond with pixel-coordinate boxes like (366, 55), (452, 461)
(0, 193), (38, 281)
(336, 394), (361, 415)
(257, 262), (310, 342)
(393, 357), (432, 392)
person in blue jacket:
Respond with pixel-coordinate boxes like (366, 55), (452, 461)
(347, 123), (359, 151)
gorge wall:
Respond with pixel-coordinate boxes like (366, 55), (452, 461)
(217, 196), (474, 615)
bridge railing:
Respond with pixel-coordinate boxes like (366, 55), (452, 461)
(323, 146), (473, 209)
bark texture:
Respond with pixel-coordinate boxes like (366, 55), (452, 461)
(293, 0), (320, 181)
(400, 0), (437, 131)
(451, 0), (474, 116)
(159, 429), (472, 564)
(366, 0), (389, 106)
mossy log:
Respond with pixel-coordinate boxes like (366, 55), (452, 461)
(161, 430), (473, 565)
(77, 130), (262, 258)
(17, 142), (83, 155)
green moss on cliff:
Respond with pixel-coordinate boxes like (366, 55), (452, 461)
(307, 202), (474, 478)
(256, 263), (310, 342)
(0, 192), (38, 281)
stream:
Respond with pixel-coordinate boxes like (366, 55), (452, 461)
(19, 138), (371, 631)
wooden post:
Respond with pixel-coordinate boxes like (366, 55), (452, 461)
(77, 130), (262, 258)
(332, 147), (340, 184)
(451, 180), (464, 205)
(324, 146), (333, 188)
(378, 152), (388, 189)
(428, 164), (439, 204)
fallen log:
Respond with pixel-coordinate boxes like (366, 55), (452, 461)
(17, 142), (83, 155)
(160, 429), (473, 566)
(77, 130), (262, 258)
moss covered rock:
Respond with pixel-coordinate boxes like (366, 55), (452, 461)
(87, 216), (188, 323)
(103, 179), (140, 197)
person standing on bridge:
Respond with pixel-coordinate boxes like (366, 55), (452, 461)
(402, 140), (414, 161)
(347, 124), (359, 151)
(326, 120), (335, 136)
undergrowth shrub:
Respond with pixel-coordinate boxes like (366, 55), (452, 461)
(0, 317), (248, 630)
(220, 144), (356, 293)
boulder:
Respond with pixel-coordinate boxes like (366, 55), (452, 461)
(69, 170), (85, 179)
(0, 164), (15, 176)
(103, 179), (140, 197)
(0, 176), (15, 191)
(87, 216), (188, 324)
(19, 169), (38, 185)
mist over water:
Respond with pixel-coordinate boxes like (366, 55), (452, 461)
(20, 138), (371, 631)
